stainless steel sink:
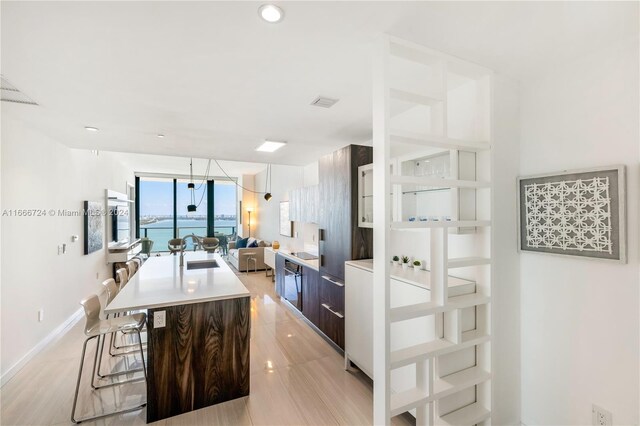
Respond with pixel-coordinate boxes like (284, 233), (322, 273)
(186, 260), (220, 270)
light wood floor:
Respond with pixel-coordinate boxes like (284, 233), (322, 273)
(1, 265), (415, 426)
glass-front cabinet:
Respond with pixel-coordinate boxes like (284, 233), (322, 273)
(358, 164), (374, 228)
(358, 148), (478, 232)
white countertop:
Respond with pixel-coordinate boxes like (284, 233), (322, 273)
(265, 247), (319, 271)
(345, 259), (475, 292)
(105, 252), (250, 314)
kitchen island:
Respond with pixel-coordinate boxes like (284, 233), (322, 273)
(105, 252), (251, 423)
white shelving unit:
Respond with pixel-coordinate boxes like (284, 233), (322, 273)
(372, 35), (492, 426)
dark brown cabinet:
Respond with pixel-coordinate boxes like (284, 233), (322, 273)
(317, 144), (372, 350)
(318, 274), (346, 348)
(275, 253), (285, 297)
(301, 266), (320, 327)
(318, 145), (373, 281)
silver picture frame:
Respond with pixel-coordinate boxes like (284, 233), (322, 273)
(517, 165), (626, 263)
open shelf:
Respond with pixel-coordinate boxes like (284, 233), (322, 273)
(390, 330), (490, 369)
(390, 88), (444, 106)
(390, 130), (490, 152)
(392, 175), (490, 188)
(438, 402), (491, 426)
(391, 220), (491, 230)
(390, 293), (490, 323)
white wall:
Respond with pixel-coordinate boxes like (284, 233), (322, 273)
(490, 75), (522, 426)
(1, 112), (134, 381)
(303, 161), (319, 186)
(255, 164), (304, 250)
(519, 36), (639, 425)
(238, 174), (256, 238)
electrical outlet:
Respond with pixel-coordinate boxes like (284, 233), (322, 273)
(154, 311), (166, 328)
(38, 309), (44, 322)
(96, 272), (99, 280)
(592, 404), (612, 426)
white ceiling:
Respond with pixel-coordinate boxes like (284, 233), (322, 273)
(112, 152), (268, 178)
(2, 1), (637, 166)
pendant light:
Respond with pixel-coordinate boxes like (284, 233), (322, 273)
(187, 158), (197, 212)
(263, 164), (273, 201)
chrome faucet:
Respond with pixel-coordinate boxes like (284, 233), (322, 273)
(179, 237), (188, 267)
(179, 234), (201, 267)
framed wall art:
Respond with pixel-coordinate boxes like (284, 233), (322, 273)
(279, 201), (293, 237)
(84, 200), (105, 255)
(517, 165), (626, 263)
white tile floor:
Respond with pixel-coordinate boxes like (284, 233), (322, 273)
(1, 264), (414, 426)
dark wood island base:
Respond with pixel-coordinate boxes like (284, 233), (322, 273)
(146, 296), (251, 423)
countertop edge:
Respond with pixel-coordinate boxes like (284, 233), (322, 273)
(345, 259), (475, 290)
(105, 292), (251, 314)
(272, 249), (320, 271)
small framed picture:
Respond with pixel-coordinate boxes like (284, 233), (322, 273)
(279, 201), (293, 237)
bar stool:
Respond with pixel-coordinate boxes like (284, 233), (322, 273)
(115, 268), (128, 291)
(125, 260), (137, 278)
(132, 256), (143, 268)
(201, 237), (220, 253)
(71, 294), (147, 424)
(244, 252), (257, 274)
(100, 279), (146, 362)
(168, 238), (186, 255)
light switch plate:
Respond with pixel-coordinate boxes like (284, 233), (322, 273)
(154, 311), (166, 328)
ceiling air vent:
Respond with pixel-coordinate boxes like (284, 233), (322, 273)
(310, 96), (339, 108)
(1, 76), (38, 105)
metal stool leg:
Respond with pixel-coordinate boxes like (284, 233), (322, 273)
(72, 335), (147, 424)
(97, 332), (144, 379)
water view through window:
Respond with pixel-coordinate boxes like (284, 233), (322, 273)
(138, 177), (237, 252)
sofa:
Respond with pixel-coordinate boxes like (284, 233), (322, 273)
(227, 237), (271, 272)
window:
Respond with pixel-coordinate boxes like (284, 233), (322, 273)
(136, 177), (238, 252)
(213, 181), (237, 237)
(138, 177), (174, 252)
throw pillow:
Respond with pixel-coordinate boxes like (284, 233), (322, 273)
(236, 237), (249, 249)
(248, 240), (259, 248)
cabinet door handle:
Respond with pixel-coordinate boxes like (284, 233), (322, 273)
(321, 303), (344, 319)
(322, 275), (344, 287)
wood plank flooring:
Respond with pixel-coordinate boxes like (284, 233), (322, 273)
(1, 263), (415, 426)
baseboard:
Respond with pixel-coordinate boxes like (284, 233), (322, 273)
(0, 307), (84, 387)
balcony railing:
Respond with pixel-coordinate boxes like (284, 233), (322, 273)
(140, 225), (236, 252)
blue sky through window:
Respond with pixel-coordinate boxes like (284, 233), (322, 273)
(139, 179), (236, 217)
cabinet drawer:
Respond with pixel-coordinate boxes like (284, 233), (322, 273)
(319, 302), (345, 349)
(320, 274), (345, 312)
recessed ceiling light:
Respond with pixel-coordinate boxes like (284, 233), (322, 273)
(258, 4), (284, 23)
(256, 140), (286, 152)
(157, 134), (165, 138)
(84, 126), (99, 132)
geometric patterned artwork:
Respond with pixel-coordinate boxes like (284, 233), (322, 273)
(524, 177), (612, 253)
(518, 166), (626, 262)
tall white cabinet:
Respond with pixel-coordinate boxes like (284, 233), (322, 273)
(371, 36), (493, 426)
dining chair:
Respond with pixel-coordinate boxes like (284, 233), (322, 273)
(201, 237), (220, 253)
(168, 238), (186, 254)
(70, 294), (147, 423)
